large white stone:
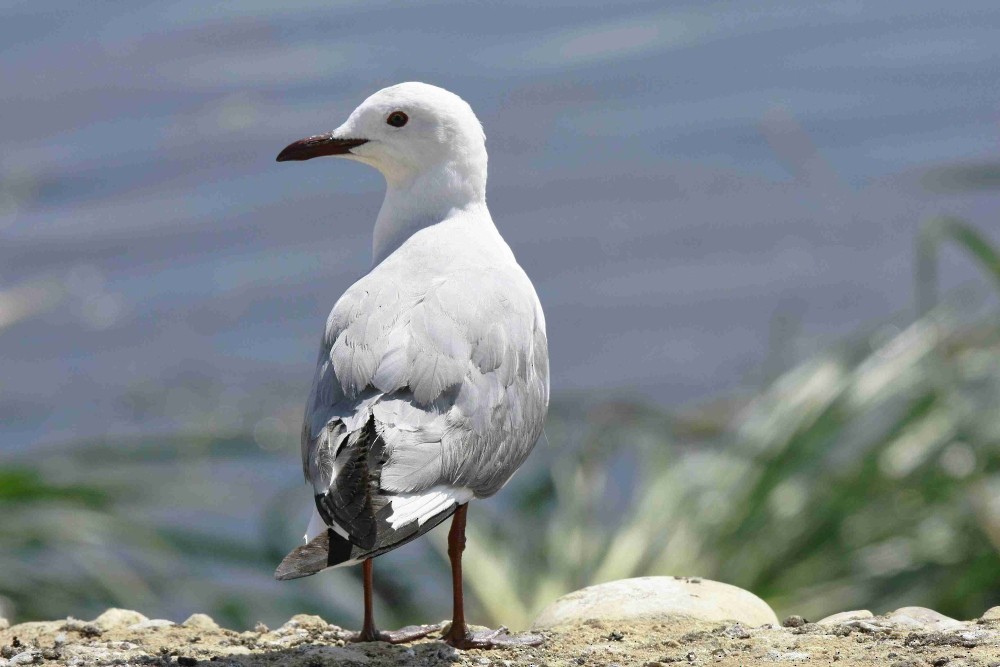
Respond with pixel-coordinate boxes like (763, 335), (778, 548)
(531, 577), (779, 630)
(884, 607), (963, 631)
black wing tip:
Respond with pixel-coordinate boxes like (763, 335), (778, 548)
(274, 566), (315, 581)
(274, 531), (332, 581)
(274, 527), (357, 581)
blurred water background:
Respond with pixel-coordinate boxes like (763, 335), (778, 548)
(2, 1), (1000, 631)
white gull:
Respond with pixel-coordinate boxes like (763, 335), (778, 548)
(273, 82), (548, 649)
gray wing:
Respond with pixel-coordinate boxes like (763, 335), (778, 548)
(280, 264), (548, 576)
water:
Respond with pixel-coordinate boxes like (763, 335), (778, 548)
(2, 0), (999, 448)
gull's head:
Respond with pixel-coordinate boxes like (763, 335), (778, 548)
(277, 82), (487, 194)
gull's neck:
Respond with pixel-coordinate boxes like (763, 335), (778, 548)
(372, 161), (488, 265)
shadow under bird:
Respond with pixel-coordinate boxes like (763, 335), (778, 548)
(273, 82), (549, 649)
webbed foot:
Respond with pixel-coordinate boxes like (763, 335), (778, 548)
(442, 624), (544, 649)
(351, 621), (446, 644)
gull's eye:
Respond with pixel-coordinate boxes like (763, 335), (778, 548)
(386, 111), (408, 128)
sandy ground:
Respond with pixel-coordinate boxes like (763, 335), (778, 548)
(3, 610), (1000, 667)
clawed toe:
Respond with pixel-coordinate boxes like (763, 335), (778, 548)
(351, 622), (446, 644)
(383, 622), (447, 643)
(443, 624), (544, 650)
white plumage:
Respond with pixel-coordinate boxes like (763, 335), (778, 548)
(275, 83), (548, 581)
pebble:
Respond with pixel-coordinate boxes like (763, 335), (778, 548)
(4, 621), (62, 635)
(277, 614), (328, 633)
(91, 609), (149, 630)
(7, 652), (38, 666)
(182, 614), (220, 631)
(127, 619), (175, 631)
(765, 650), (810, 661)
(0, 618), (8, 631)
(816, 610), (874, 626)
(531, 577), (779, 630)
(723, 623), (751, 639)
(981, 607), (1000, 622)
(298, 645), (369, 663)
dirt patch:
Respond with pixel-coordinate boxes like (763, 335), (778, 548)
(2, 612), (1000, 666)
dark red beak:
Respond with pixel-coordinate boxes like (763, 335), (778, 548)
(276, 134), (369, 162)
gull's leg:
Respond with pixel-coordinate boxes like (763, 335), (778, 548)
(442, 503), (470, 643)
(351, 558), (444, 644)
(353, 558), (381, 642)
(442, 504), (544, 650)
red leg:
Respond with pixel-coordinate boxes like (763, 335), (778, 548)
(442, 504), (470, 644)
(354, 559), (381, 642)
(351, 558), (444, 644)
(442, 504), (544, 650)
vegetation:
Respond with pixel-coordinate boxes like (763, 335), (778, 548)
(2, 219), (998, 631)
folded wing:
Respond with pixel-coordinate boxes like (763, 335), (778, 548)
(276, 263), (548, 579)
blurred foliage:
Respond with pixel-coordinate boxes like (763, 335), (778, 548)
(469, 312), (1000, 627)
(459, 217), (1000, 628)
(922, 162), (1000, 194)
(917, 217), (1000, 315)
(2, 220), (999, 630)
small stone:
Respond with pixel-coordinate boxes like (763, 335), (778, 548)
(253, 622), (269, 634)
(53, 633), (67, 647)
(531, 577), (779, 630)
(765, 650), (810, 661)
(182, 614), (220, 632)
(298, 646), (369, 663)
(128, 619), (175, 631)
(782, 615), (806, 628)
(0, 619), (8, 631)
(277, 614), (328, 633)
(884, 607), (963, 631)
(437, 645), (460, 662)
(958, 629), (987, 647)
(816, 610), (874, 626)
(79, 624), (103, 638)
(723, 623), (751, 639)
(7, 652), (37, 666)
(3, 621), (62, 636)
(980, 606), (1000, 622)
(92, 609), (149, 630)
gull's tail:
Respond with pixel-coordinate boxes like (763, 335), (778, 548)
(274, 528), (354, 580)
(274, 500), (459, 580)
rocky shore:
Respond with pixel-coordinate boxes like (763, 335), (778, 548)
(3, 577), (999, 666)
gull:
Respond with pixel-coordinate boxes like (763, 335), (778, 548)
(273, 82), (549, 649)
